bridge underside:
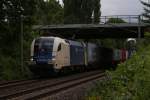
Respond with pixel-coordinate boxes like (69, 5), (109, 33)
(37, 23), (149, 39)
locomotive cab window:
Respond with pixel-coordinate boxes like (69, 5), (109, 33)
(58, 44), (62, 51)
(34, 38), (54, 52)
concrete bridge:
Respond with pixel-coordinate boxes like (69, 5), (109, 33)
(33, 15), (150, 39)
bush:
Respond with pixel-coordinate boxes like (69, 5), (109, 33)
(87, 44), (150, 100)
(0, 56), (32, 80)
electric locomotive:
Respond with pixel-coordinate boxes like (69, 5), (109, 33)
(29, 36), (87, 75)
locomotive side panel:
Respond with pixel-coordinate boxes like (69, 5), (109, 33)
(69, 41), (85, 66)
(55, 43), (70, 69)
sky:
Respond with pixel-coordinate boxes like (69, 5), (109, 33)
(101, 0), (145, 16)
(58, 0), (148, 16)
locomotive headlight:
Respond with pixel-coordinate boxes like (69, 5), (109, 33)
(51, 52), (56, 63)
(30, 58), (34, 61)
(52, 58), (56, 63)
(52, 54), (56, 61)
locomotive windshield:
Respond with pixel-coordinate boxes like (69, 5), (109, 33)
(34, 38), (54, 52)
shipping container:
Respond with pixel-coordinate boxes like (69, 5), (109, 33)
(87, 43), (98, 65)
(113, 49), (121, 61)
(99, 47), (113, 69)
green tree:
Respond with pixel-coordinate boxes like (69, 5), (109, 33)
(35, 0), (64, 25)
(63, 0), (82, 24)
(63, 0), (101, 24)
(0, 0), (65, 79)
(93, 0), (101, 23)
(141, 1), (150, 23)
(0, 0), (37, 79)
(107, 18), (126, 23)
(0, 0), (37, 46)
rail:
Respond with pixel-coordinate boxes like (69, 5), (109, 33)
(0, 70), (105, 100)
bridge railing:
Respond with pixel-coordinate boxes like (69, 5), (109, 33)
(97, 15), (144, 24)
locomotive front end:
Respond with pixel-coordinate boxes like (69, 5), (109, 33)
(29, 37), (56, 75)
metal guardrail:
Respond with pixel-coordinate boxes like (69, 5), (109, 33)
(94, 15), (145, 24)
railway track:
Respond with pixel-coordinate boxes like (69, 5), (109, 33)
(0, 70), (105, 100)
(0, 80), (39, 90)
(0, 80), (22, 85)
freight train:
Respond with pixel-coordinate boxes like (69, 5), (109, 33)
(29, 36), (132, 76)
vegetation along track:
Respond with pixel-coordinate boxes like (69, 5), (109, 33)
(0, 70), (105, 100)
